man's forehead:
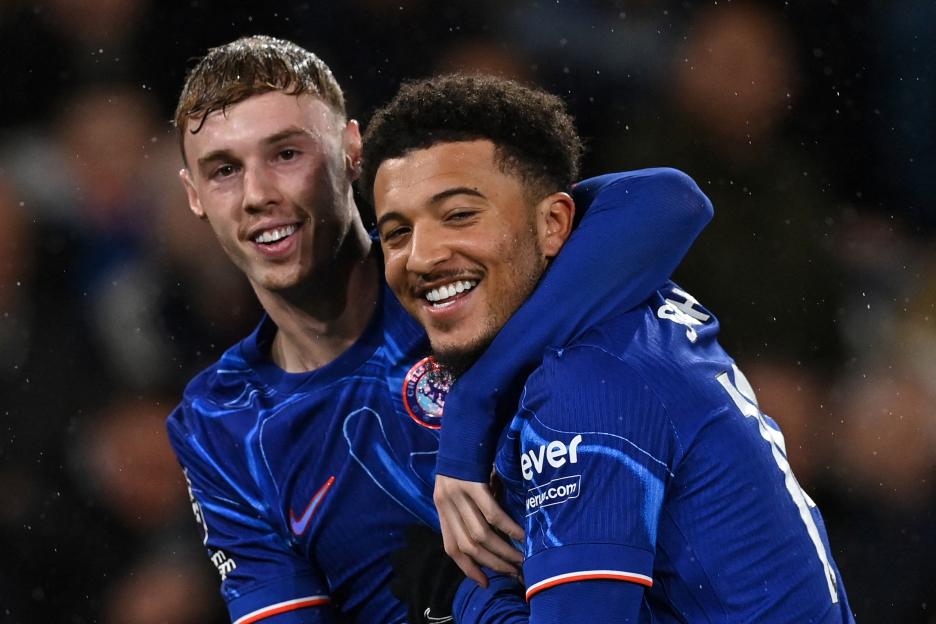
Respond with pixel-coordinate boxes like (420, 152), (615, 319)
(183, 91), (339, 156)
(374, 140), (500, 201)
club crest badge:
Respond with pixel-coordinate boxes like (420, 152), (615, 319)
(403, 356), (452, 429)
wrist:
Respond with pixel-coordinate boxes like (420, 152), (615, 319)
(436, 454), (492, 482)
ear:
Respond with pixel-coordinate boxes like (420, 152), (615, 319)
(343, 119), (363, 181)
(538, 192), (575, 258)
(179, 168), (207, 220)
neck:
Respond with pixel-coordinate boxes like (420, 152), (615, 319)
(260, 220), (381, 373)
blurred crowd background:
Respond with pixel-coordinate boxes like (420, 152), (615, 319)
(0, 0), (933, 622)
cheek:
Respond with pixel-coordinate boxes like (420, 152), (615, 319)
(383, 253), (408, 293)
(198, 209), (246, 260)
(202, 207), (239, 240)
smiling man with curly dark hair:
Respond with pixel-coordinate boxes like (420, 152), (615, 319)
(366, 73), (853, 624)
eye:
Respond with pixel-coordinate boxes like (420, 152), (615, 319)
(211, 164), (237, 179)
(381, 225), (411, 244)
(447, 210), (478, 223)
(278, 148), (299, 161)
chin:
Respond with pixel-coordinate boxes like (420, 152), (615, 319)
(253, 267), (305, 292)
(431, 334), (495, 378)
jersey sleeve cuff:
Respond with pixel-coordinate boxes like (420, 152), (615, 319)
(228, 574), (330, 623)
(434, 453), (492, 482)
(523, 542), (654, 601)
(453, 569), (527, 622)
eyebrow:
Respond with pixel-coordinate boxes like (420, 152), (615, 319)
(195, 126), (314, 170)
(262, 126), (314, 146)
(376, 186), (486, 230)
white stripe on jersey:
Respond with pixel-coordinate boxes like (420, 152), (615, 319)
(233, 595), (330, 624)
(526, 569), (653, 600)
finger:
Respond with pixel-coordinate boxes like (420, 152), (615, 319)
(434, 477), (521, 579)
(452, 551), (487, 588)
(474, 527), (524, 566)
(459, 500), (522, 574)
(442, 517), (489, 587)
(433, 492), (488, 587)
(474, 489), (525, 542)
(454, 533), (519, 576)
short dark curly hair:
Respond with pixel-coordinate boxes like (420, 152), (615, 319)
(360, 74), (583, 206)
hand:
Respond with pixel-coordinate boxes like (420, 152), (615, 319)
(390, 524), (465, 624)
(433, 475), (525, 587)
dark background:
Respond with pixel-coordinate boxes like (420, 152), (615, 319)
(1, 1), (934, 621)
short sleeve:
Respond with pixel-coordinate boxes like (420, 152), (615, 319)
(507, 345), (677, 601)
(167, 406), (337, 624)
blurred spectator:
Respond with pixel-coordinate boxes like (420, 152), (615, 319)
(2, 394), (226, 622)
(825, 365), (936, 621)
(71, 395), (189, 531)
(602, 2), (845, 366)
(671, 2), (797, 147)
(434, 36), (530, 81)
(101, 550), (220, 624)
(5, 83), (172, 389)
(744, 359), (835, 493)
(0, 0), (152, 130)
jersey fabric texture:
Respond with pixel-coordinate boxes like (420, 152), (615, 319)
(168, 288), (437, 623)
(482, 283), (855, 623)
(167, 168), (713, 623)
(437, 168), (713, 482)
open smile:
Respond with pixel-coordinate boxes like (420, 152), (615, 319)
(250, 222), (303, 257)
(424, 279), (478, 308)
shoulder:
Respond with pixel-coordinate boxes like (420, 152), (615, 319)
(524, 283), (731, 421)
(511, 319), (682, 493)
(166, 330), (263, 451)
(519, 322), (670, 436)
(580, 283), (721, 369)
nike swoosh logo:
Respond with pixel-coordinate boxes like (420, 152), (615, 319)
(424, 608), (454, 623)
(289, 476), (336, 536)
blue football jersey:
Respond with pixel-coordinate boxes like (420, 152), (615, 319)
(492, 282), (854, 623)
(168, 287), (441, 623)
(167, 169), (714, 624)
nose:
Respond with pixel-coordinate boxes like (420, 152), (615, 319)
(405, 223), (452, 276)
(241, 164), (281, 213)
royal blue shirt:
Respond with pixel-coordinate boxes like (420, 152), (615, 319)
(167, 168), (713, 623)
(456, 283), (854, 623)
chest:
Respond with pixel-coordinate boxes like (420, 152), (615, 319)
(253, 353), (447, 576)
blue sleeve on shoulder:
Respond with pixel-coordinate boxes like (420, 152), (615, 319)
(437, 168), (713, 481)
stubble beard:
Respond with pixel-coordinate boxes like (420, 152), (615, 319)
(430, 317), (499, 378)
(430, 228), (547, 379)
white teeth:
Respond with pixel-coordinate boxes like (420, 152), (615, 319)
(255, 224), (298, 244)
(425, 280), (477, 304)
